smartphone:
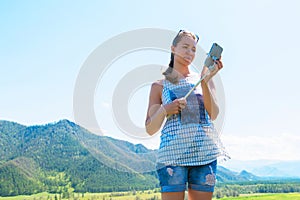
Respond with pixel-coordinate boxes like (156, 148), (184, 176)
(204, 43), (223, 67)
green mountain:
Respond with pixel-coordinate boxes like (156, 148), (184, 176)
(0, 120), (158, 196)
(0, 119), (258, 196)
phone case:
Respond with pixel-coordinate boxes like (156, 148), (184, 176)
(204, 43), (223, 67)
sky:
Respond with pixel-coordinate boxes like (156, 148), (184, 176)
(1, 0), (300, 162)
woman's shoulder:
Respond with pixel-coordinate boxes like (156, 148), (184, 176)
(151, 79), (164, 87)
(149, 79), (164, 95)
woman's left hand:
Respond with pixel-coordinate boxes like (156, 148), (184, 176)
(201, 59), (224, 82)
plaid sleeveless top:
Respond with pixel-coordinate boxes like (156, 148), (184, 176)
(157, 74), (226, 166)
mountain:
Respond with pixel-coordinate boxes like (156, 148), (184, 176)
(221, 159), (300, 178)
(216, 166), (259, 182)
(251, 161), (300, 177)
(0, 119), (158, 196)
(0, 119), (271, 196)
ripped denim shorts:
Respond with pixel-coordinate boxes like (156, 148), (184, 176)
(156, 160), (217, 193)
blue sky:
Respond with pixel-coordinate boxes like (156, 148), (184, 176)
(1, 0), (300, 161)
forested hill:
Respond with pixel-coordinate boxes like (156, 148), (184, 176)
(0, 119), (258, 196)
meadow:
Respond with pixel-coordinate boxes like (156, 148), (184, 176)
(1, 192), (300, 200)
(219, 193), (300, 199)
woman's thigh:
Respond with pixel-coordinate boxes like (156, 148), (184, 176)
(157, 164), (188, 192)
(161, 192), (185, 200)
(188, 160), (217, 193)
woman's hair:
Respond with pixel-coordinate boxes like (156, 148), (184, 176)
(163, 30), (199, 83)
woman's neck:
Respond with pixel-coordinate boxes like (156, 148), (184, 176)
(173, 63), (190, 77)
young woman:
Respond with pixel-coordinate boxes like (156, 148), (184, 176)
(145, 30), (226, 200)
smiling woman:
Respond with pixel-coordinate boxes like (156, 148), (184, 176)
(145, 30), (228, 200)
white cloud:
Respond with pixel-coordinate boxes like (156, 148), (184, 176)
(221, 132), (300, 161)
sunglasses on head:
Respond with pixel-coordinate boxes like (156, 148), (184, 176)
(177, 29), (199, 42)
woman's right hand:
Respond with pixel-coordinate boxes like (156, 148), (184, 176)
(164, 98), (187, 115)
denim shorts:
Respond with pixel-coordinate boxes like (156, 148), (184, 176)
(156, 160), (217, 192)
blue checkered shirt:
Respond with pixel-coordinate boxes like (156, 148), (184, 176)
(157, 75), (225, 166)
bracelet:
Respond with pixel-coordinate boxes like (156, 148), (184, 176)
(161, 105), (167, 116)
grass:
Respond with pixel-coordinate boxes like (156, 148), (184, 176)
(1, 192), (300, 200)
(216, 193), (300, 200)
(0, 190), (161, 200)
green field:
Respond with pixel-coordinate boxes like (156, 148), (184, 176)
(1, 192), (300, 200)
(218, 193), (300, 199)
(0, 191), (161, 200)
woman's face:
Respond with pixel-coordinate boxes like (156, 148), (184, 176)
(172, 35), (197, 66)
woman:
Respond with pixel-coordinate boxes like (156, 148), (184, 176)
(145, 30), (226, 200)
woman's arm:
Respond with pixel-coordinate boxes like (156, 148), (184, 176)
(201, 60), (223, 120)
(145, 81), (165, 135)
(145, 80), (186, 135)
